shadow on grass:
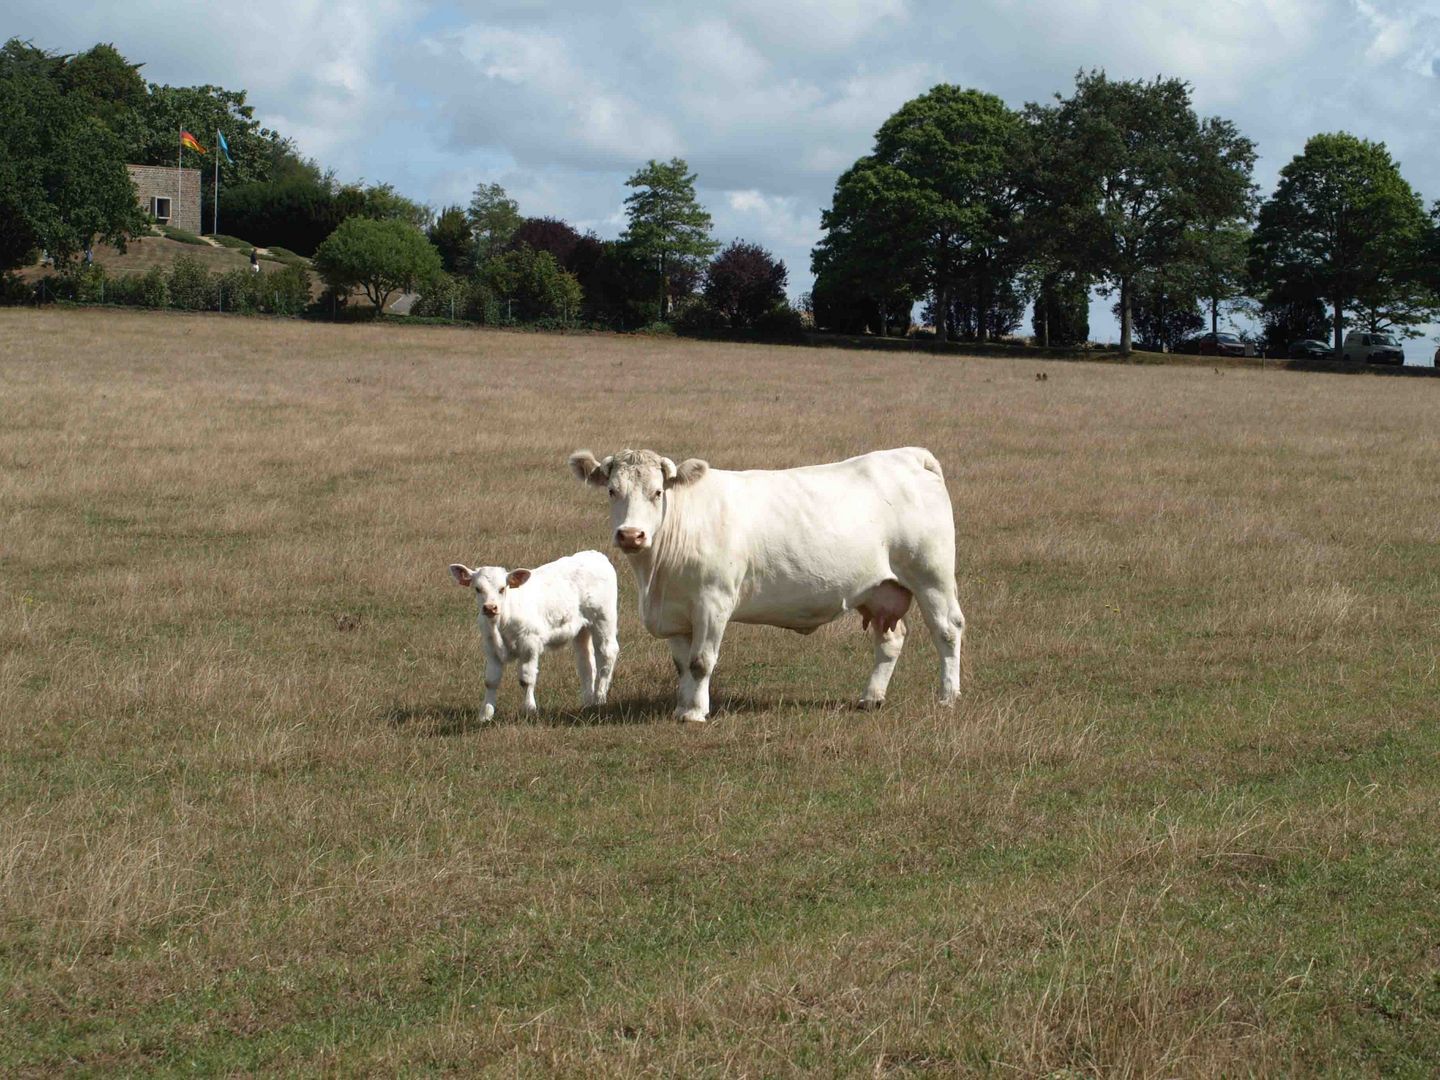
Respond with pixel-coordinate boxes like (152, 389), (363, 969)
(385, 688), (855, 736)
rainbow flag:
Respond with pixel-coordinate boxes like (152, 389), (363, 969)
(180, 130), (206, 154)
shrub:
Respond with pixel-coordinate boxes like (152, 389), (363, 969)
(477, 246), (583, 322)
(69, 263), (107, 304)
(672, 297), (728, 336)
(217, 269), (260, 314)
(138, 266), (169, 308)
(263, 246), (309, 265)
(167, 254), (217, 310)
(412, 273), (497, 322)
(754, 303), (806, 340)
(264, 263), (313, 315)
(0, 273), (33, 306)
(106, 273), (145, 307)
(159, 225), (208, 246)
(210, 234), (253, 250)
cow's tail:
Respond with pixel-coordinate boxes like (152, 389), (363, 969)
(917, 448), (944, 482)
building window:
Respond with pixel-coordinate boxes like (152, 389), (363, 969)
(152, 196), (171, 224)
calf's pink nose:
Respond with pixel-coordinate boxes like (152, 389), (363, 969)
(482, 604), (498, 617)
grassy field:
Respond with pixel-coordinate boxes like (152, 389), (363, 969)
(2, 307), (1438, 1075)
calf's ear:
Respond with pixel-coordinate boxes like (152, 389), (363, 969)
(568, 450), (613, 487)
(506, 569), (532, 589)
(449, 564), (474, 587)
(673, 458), (709, 486)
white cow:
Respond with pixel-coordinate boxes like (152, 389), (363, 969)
(448, 551), (619, 721)
(567, 447), (965, 722)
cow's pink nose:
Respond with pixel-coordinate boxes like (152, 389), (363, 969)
(482, 604), (498, 617)
(615, 527), (646, 550)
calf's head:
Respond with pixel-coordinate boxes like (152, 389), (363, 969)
(568, 448), (708, 553)
(448, 564), (532, 618)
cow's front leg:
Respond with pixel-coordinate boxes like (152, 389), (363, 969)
(517, 653), (540, 715)
(682, 604), (730, 724)
(481, 652), (503, 722)
(667, 636), (696, 718)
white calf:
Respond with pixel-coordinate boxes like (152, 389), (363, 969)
(448, 550), (618, 720)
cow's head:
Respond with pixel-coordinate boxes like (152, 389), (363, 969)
(568, 448), (708, 554)
(449, 563), (532, 619)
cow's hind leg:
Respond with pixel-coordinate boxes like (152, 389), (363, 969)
(910, 581), (966, 704)
(572, 626), (597, 706)
(856, 581), (912, 709)
(859, 617), (907, 709)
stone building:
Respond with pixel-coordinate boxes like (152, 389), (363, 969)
(125, 165), (202, 234)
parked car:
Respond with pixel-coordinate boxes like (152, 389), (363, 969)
(1341, 330), (1404, 365)
(1187, 331), (1255, 357)
(1288, 339), (1333, 360)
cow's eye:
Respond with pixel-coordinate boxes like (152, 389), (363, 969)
(608, 488), (618, 499)
(651, 490), (662, 501)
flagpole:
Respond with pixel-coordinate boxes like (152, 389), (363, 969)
(213, 130), (220, 235)
(176, 125), (182, 229)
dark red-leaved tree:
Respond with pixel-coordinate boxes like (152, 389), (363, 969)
(703, 241), (788, 328)
(508, 216), (581, 267)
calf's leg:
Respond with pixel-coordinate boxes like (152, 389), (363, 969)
(482, 653), (503, 722)
(517, 653), (540, 714)
(572, 627), (597, 705)
(592, 620), (618, 705)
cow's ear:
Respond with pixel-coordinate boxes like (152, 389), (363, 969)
(506, 569), (532, 589)
(449, 564), (474, 587)
(673, 458), (709, 486)
(568, 450), (612, 487)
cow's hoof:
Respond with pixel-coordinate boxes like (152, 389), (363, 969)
(480, 705), (496, 722)
(675, 708), (708, 724)
(857, 696), (885, 711)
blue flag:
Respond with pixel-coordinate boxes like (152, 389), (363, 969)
(217, 129), (235, 165)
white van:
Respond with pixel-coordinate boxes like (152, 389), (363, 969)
(1342, 331), (1404, 365)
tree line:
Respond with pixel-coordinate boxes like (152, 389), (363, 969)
(5, 37), (1437, 352)
(1, 38), (795, 332)
(812, 72), (1440, 355)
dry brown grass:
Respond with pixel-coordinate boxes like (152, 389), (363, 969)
(2, 307), (1438, 1075)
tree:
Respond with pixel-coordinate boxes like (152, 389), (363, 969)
(1258, 284), (1331, 356)
(479, 245), (583, 322)
(812, 160), (926, 336)
(568, 234), (656, 328)
(814, 86), (1026, 343)
(427, 205), (472, 274)
(1250, 133), (1435, 350)
(704, 241), (788, 329)
(60, 43), (145, 132)
(508, 216), (581, 266)
(0, 39), (145, 271)
(1117, 268), (1204, 351)
(1028, 71), (1256, 354)
(621, 158), (718, 318)
(467, 182), (520, 264)
(1031, 270), (1090, 347)
(313, 217), (442, 315)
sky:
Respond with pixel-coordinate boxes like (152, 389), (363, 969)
(9, 0), (1440, 348)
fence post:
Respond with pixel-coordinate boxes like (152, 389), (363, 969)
(450, 297), (455, 321)
(218, 285), (223, 313)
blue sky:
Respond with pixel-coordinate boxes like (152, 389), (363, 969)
(10, 0), (1440, 346)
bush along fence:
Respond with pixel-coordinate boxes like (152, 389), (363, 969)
(22, 254), (313, 317)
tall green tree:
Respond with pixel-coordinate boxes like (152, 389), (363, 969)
(1250, 133), (1435, 350)
(428, 205), (473, 274)
(1031, 270), (1090, 348)
(1028, 71), (1256, 354)
(313, 217), (442, 315)
(467, 182), (520, 264)
(60, 43), (145, 132)
(811, 159), (927, 336)
(621, 158), (718, 318)
(0, 39), (145, 271)
(813, 86), (1025, 343)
